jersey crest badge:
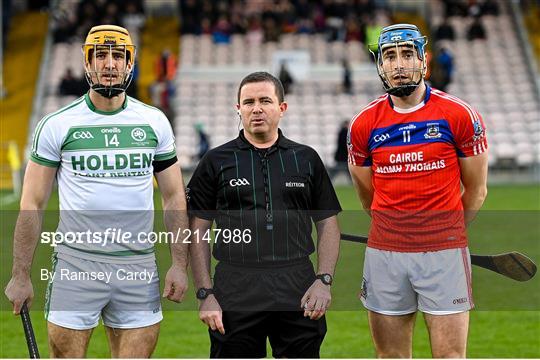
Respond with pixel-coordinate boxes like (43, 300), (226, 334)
(346, 129), (352, 150)
(424, 123), (442, 139)
(473, 119), (485, 140)
(131, 128), (147, 142)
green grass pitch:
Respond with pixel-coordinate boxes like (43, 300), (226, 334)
(0, 184), (539, 357)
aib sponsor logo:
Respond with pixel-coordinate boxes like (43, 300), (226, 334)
(229, 178), (250, 187)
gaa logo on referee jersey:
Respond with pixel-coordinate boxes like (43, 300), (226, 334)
(131, 128), (147, 142)
(229, 178), (250, 187)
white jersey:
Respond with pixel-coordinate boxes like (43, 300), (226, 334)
(31, 94), (177, 263)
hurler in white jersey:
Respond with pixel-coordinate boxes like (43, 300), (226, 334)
(5, 25), (189, 358)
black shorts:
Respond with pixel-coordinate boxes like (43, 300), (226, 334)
(210, 259), (327, 358)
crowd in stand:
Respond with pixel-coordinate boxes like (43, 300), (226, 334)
(179, 0), (499, 46)
(53, 0), (145, 44)
(48, 0), (502, 102)
(434, 0), (499, 43)
(429, 0), (499, 91)
(52, 0), (145, 98)
(440, 0), (499, 18)
(179, 0), (390, 45)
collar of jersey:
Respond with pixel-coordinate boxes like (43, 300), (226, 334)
(84, 92), (128, 115)
(388, 85), (431, 114)
(236, 129), (293, 150)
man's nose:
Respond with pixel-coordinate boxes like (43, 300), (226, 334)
(252, 103), (263, 113)
(104, 54), (116, 68)
(393, 58), (404, 70)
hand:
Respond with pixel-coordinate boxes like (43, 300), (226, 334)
(162, 264), (188, 302)
(300, 279), (331, 320)
(4, 275), (34, 315)
(199, 294), (225, 334)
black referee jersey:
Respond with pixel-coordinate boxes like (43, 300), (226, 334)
(187, 129), (341, 265)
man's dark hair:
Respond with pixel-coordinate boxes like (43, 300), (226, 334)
(237, 71), (285, 104)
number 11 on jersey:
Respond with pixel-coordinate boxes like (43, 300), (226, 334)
(402, 130), (411, 143)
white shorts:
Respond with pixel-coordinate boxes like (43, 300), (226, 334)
(360, 247), (474, 315)
(45, 252), (163, 330)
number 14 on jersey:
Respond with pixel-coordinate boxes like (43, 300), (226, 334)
(104, 134), (119, 147)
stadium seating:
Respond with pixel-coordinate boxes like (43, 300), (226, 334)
(39, 0), (540, 171)
(442, 13), (539, 168)
(180, 33), (369, 66)
(173, 8), (539, 169)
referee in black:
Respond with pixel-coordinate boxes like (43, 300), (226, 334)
(188, 71), (341, 358)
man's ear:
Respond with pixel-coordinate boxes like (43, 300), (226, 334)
(279, 101), (288, 114)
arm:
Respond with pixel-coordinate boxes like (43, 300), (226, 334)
(301, 215), (340, 320)
(5, 161), (57, 314)
(190, 216), (213, 290)
(315, 216), (340, 276)
(190, 216), (225, 334)
(154, 163), (189, 302)
(348, 164), (373, 216)
(459, 152), (488, 225)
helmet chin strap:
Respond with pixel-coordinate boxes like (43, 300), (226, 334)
(85, 67), (133, 99)
(92, 84), (125, 98)
(378, 66), (423, 98)
(385, 80), (420, 97)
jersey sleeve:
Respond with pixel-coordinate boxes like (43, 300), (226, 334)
(347, 113), (372, 167)
(186, 153), (217, 221)
(30, 117), (62, 167)
(154, 112), (177, 161)
(449, 104), (488, 157)
(310, 149), (342, 222)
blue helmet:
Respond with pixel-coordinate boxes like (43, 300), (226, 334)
(377, 24), (427, 60)
(371, 24), (428, 97)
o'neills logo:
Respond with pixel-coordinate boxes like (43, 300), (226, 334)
(285, 182), (305, 188)
(101, 127), (122, 134)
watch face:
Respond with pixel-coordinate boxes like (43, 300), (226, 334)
(196, 288), (207, 299)
(197, 288), (213, 299)
(318, 274), (332, 285)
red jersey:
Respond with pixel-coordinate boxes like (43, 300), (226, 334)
(348, 86), (488, 252)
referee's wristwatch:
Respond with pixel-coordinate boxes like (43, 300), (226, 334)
(196, 287), (214, 300)
(316, 273), (333, 286)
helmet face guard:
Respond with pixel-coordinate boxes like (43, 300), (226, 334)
(82, 25), (136, 98)
(369, 24), (428, 97)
